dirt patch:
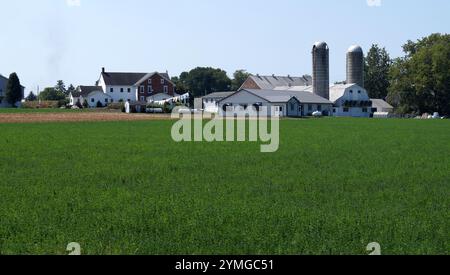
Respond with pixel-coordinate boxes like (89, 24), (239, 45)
(0, 112), (174, 124)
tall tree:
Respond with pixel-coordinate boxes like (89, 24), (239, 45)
(5, 73), (23, 107)
(55, 80), (67, 95)
(178, 67), (231, 97)
(231, 70), (252, 91)
(387, 33), (450, 115)
(364, 44), (392, 99)
(26, 92), (37, 102)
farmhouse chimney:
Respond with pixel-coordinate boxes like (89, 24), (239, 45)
(102, 67), (105, 73)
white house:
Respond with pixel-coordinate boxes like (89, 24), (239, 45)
(0, 74), (25, 108)
(70, 86), (113, 108)
(329, 84), (372, 117)
(218, 89), (333, 117)
(96, 68), (175, 103)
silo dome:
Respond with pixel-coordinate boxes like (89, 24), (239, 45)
(348, 45), (363, 53)
(346, 45), (364, 87)
(314, 41), (328, 50)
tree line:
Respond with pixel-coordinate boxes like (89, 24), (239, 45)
(364, 33), (450, 115)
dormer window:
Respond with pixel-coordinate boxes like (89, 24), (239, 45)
(161, 79), (165, 84)
(148, 79), (152, 85)
(358, 90), (361, 94)
(349, 90), (353, 94)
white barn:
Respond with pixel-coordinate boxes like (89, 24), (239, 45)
(329, 84), (372, 117)
(218, 89), (333, 117)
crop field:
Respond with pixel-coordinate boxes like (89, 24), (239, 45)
(0, 117), (449, 255)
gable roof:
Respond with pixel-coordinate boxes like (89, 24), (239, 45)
(135, 72), (173, 86)
(371, 99), (393, 109)
(329, 84), (364, 102)
(101, 72), (147, 86)
(202, 91), (236, 99)
(101, 71), (172, 86)
(221, 89), (332, 104)
(72, 86), (104, 97)
(244, 75), (312, 90)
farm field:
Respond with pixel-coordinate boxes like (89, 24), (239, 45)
(0, 118), (449, 255)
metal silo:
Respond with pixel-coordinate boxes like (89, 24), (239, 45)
(346, 45), (364, 87)
(312, 42), (330, 100)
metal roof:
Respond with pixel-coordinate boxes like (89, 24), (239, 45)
(247, 75), (312, 90)
(242, 89), (332, 104)
(371, 99), (393, 109)
(202, 91), (236, 99)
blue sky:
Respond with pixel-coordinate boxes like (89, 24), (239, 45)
(0, 0), (449, 95)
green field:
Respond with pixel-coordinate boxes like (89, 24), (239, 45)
(0, 118), (449, 255)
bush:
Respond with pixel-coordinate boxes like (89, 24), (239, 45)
(58, 99), (69, 108)
(83, 100), (89, 109)
(22, 101), (59, 109)
(96, 101), (104, 108)
(107, 102), (125, 110)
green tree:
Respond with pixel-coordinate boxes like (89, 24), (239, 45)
(5, 73), (23, 106)
(25, 92), (37, 102)
(387, 33), (450, 115)
(364, 44), (391, 99)
(231, 70), (251, 91)
(55, 80), (66, 95)
(38, 87), (66, 101)
(67, 84), (76, 95)
(178, 67), (231, 97)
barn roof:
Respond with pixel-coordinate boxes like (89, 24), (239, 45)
(244, 75), (312, 90)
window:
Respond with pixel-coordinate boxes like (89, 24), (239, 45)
(0, 99), (2, 104)
(362, 108), (367, 113)
(358, 90), (361, 94)
(279, 106), (283, 112)
(344, 108), (349, 112)
(148, 79), (152, 85)
(140, 86), (144, 93)
(140, 96), (145, 101)
(119, 88), (123, 93)
(161, 79), (165, 84)
(127, 99), (131, 102)
(91, 98), (95, 103)
(333, 108), (336, 113)
(127, 88), (131, 93)
(148, 86), (153, 93)
(290, 103), (294, 111)
(318, 105), (322, 111)
(105, 98), (108, 103)
(349, 90), (353, 94)
(110, 88), (114, 93)
(164, 85), (168, 93)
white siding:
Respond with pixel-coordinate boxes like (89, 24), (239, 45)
(105, 85), (137, 102)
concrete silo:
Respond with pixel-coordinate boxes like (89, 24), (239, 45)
(312, 42), (330, 100)
(346, 45), (364, 87)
